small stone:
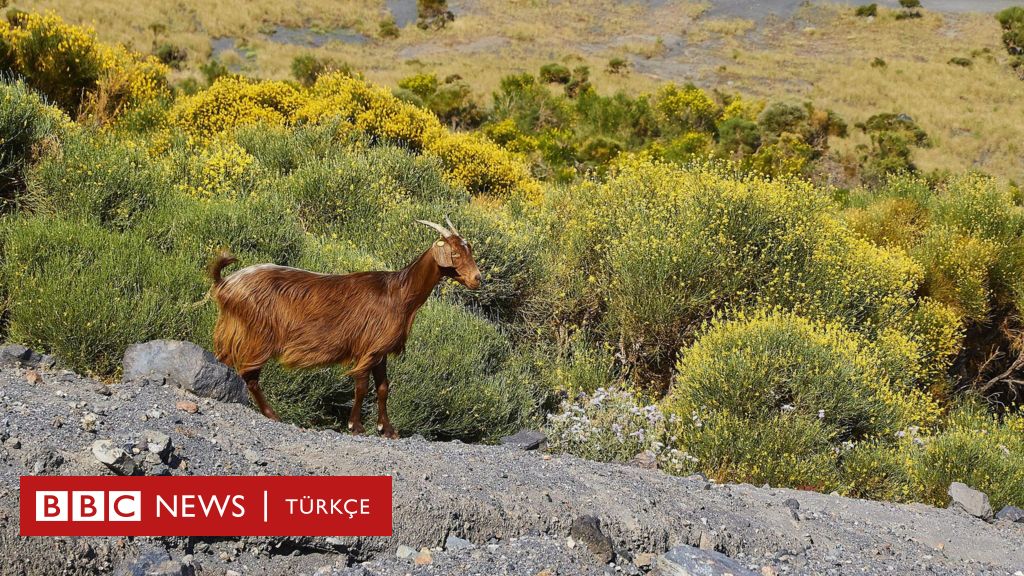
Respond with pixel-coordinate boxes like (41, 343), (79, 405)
(414, 547), (432, 565)
(628, 450), (658, 470)
(948, 482), (993, 520)
(500, 429), (547, 450)
(80, 412), (99, 433)
(146, 408), (165, 419)
(996, 505), (1024, 523)
(94, 385), (112, 396)
(659, 545), (755, 576)
(566, 536), (576, 549)
(226, 571), (241, 576)
(5, 437), (21, 449)
(570, 515), (614, 564)
(396, 545), (416, 559)
(783, 498), (800, 510)
(699, 530), (718, 551)
(143, 430), (172, 459)
(761, 567), (779, 576)
(535, 570), (555, 576)
(91, 439), (137, 476)
(633, 552), (654, 568)
(176, 400), (199, 414)
(243, 448), (267, 466)
(445, 535), (474, 551)
(25, 370), (42, 385)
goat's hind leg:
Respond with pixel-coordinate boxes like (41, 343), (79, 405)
(347, 372), (369, 434)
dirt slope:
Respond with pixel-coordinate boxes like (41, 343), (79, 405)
(0, 362), (1021, 575)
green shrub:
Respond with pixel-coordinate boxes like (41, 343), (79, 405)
(0, 79), (68, 207)
(654, 83), (718, 135)
(538, 158), (939, 379)
(997, 7), (1024, 56)
(664, 411), (841, 490)
(385, 300), (541, 442)
(855, 3), (878, 17)
(606, 57), (629, 74)
(910, 405), (1024, 509)
(154, 43), (187, 68)
(233, 118), (360, 175)
(278, 145), (467, 266)
(871, 56), (887, 68)
(26, 131), (167, 229)
(136, 191), (305, 268)
(948, 57), (972, 68)
(291, 54), (352, 87)
(899, 0), (921, 8)
(666, 311), (935, 442)
(0, 216), (205, 375)
(539, 63), (572, 84)
(378, 18), (400, 39)
(200, 59), (229, 85)
(564, 66), (592, 99)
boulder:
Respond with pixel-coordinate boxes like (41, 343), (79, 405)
(570, 515), (614, 564)
(122, 340), (248, 404)
(948, 482), (993, 520)
(658, 544), (756, 576)
(499, 429), (547, 451)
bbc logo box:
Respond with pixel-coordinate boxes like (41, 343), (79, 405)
(35, 491), (141, 522)
(21, 475), (392, 537)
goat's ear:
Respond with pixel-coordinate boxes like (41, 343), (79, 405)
(434, 240), (454, 267)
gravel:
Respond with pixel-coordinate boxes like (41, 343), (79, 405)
(1, 359), (1023, 575)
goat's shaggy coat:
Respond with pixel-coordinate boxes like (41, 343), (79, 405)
(207, 222), (481, 437)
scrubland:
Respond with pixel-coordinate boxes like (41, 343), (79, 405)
(0, 7), (1021, 512)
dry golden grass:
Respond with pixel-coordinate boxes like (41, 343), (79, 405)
(21, 0), (1024, 181)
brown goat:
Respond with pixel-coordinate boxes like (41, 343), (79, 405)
(207, 218), (481, 438)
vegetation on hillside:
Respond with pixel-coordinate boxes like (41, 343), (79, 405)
(0, 12), (1021, 510)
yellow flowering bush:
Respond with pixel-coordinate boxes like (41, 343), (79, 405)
(169, 77), (306, 137)
(0, 12), (168, 116)
(425, 131), (539, 198)
(653, 82), (720, 133)
(176, 138), (262, 200)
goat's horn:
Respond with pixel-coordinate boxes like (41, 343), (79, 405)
(444, 214), (459, 236)
(416, 219), (452, 238)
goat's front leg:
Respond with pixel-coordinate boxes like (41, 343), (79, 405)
(347, 373), (369, 434)
(372, 359), (398, 439)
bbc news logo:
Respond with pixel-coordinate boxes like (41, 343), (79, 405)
(21, 476), (392, 537)
(36, 490), (141, 522)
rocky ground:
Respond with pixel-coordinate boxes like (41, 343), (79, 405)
(0, 344), (1022, 575)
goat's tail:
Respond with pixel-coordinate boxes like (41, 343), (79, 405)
(207, 249), (238, 288)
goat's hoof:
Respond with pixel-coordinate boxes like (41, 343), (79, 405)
(264, 410), (281, 421)
(377, 424), (399, 439)
(347, 422), (365, 435)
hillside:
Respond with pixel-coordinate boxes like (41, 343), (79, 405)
(22, 0), (1024, 181)
(1, 357), (1023, 575)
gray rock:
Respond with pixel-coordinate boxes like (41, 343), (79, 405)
(996, 505), (1024, 523)
(143, 430), (172, 459)
(122, 340), (248, 404)
(570, 515), (614, 564)
(445, 535), (474, 551)
(91, 439), (137, 476)
(396, 545), (417, 559)
(4, 437), (21, 449)
(948, 482), (993, 520)
(658, 544), (756, 576)
(629, 450), (659, 470)
(500, 429), (547, 450)
(243, 448), (266, 466)
(0, 344), (41, 367)
(783, 498), (800, 511)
